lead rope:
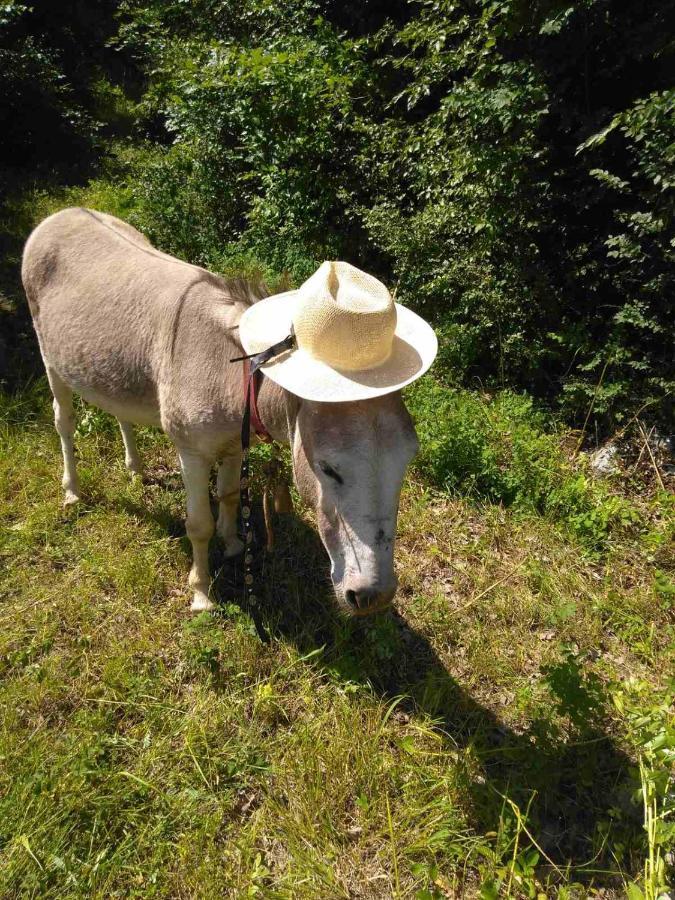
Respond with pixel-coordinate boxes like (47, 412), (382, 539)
(231, 329), (296, 642)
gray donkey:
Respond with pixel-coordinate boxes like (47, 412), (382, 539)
(22, 208), (419, 616)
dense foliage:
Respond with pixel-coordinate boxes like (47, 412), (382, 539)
(0, 0), (132, 183)
(1, 0), (673, 429)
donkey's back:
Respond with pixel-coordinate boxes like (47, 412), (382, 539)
(22, 207), (237, 427)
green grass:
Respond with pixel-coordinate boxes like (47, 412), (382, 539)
(405, 378), (663, 553)
(1, 178), (673, 897)
(1, 380), (673, 898)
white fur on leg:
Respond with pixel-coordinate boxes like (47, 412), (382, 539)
(119, 420), (143, 477)
(49, 372), (81, 506)
(216, 454), (243, 557)
(222, 535), (245, 558)
(190, 590), (215, 612)
(179, 448), (216, 613)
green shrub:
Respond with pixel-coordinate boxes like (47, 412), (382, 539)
(3, 0), (673, 432)
(115, 2), (372, 280)
(405, 376), (639, 549)
(114, 0), (673, 429)
(0, 0), (134, 184)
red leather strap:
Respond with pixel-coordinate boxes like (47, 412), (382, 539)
(242, 358), (273, 443)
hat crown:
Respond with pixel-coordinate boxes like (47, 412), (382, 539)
(293, 261), (397, 371)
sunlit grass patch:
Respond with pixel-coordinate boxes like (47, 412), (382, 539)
(404, 377), (668, 554)
(1, 383), (673, 897)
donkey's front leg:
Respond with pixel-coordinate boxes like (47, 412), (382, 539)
(216, 449), (245, 558)
(177, 449), (215, 612)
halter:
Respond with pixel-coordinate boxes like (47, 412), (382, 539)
(230, 329), (296, 640)
(241, 358), (273, 444)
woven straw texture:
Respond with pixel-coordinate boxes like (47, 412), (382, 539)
(239, 261), (438, 402)
(294, 262), (397, 371)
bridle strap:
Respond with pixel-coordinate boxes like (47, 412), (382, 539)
(237, 362), (269, 642)
(242, 359), (273, 444)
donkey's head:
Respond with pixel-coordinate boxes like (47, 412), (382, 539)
(291, 391), (419, 616)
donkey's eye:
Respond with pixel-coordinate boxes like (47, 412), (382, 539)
(318, 460), (343, 485)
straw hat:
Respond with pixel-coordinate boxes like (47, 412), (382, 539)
(238, 261), (438, 402)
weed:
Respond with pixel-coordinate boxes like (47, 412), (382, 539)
(613, 682), (675, 900)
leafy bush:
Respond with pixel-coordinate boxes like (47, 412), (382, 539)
(115, 0), (373, 279)
(2, 0), (673, 431)
(564, 89), (675, 421)
(0, 0), (133, 185)
(405, 376), (639, 548)
(112, 0), (673, 430)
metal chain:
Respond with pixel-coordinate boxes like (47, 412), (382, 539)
(239, 369), (269, 643)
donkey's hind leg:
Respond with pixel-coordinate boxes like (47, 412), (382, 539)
(216, 449), (244, 558)
(118, 421), (143, 477)
(47, 369), (80, 506)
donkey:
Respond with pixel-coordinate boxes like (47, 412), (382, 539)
(22, 208), (419, 616)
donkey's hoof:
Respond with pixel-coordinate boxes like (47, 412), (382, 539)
(190, 592), (216, 613)
(222, 536), (245, 559)
(125, 460), (144, 479)
(63, 489), (81, 506)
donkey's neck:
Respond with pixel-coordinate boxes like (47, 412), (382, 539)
(256, 374), (298, 446)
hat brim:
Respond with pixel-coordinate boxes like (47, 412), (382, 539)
(238, 290), (438, 402)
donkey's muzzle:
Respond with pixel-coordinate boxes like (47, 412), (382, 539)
(343, 584), (396, 617)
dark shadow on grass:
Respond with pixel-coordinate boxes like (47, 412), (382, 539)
(111, 484), (638, 888)
(210, 505), (639, 890)
(118, 474), (187, 540)
(119, 495), (185, 540)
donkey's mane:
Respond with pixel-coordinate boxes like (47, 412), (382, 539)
(221, 276), (271, 308)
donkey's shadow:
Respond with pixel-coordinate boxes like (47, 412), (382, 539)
(120, 481), (636, 880)
(211, 507), (637, 881)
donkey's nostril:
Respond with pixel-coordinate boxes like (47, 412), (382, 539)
(345, 589), (358, 609)
(343, 585), (395, 615)
(345, 588), (373, 610)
